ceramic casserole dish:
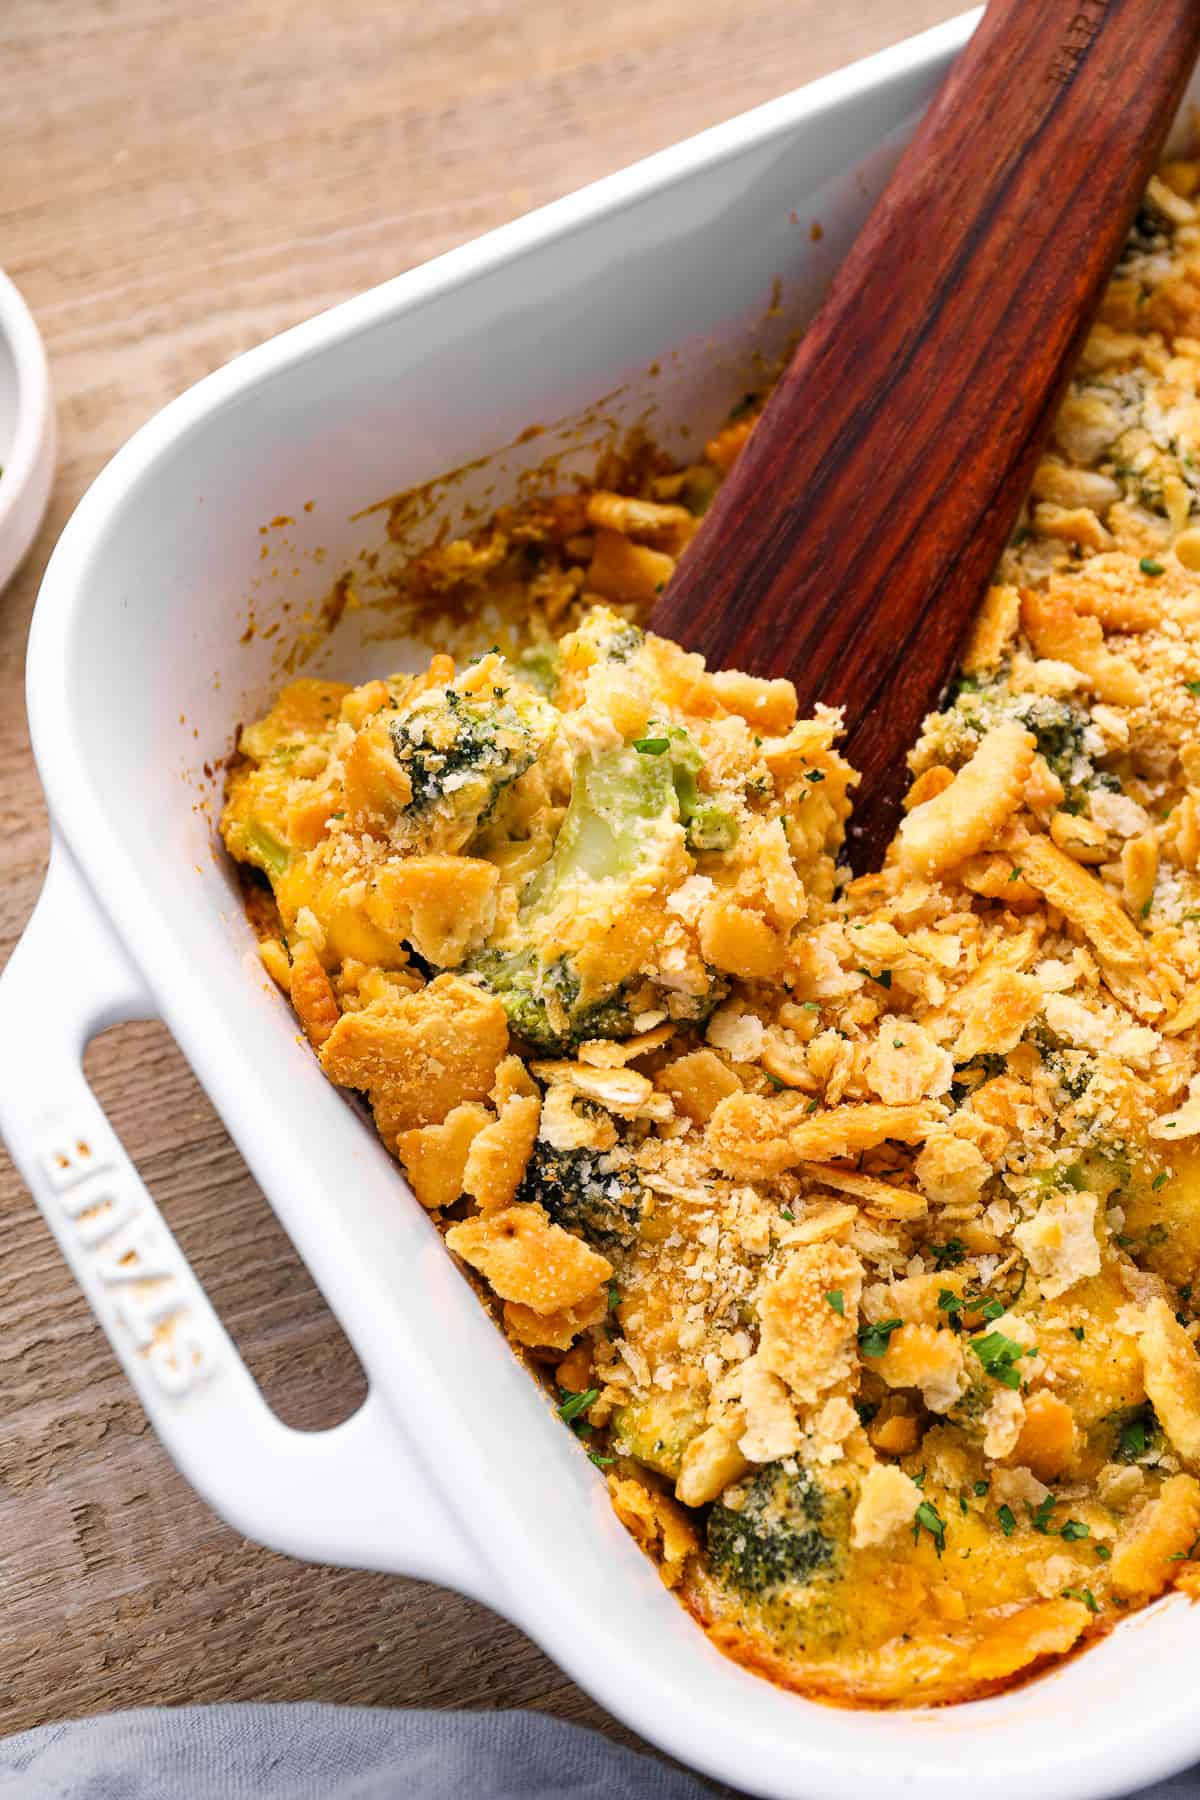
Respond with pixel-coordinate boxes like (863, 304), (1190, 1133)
(5, 9), (1200, 1795)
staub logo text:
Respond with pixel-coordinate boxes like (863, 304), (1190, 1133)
(40, 1129), (218, 1397)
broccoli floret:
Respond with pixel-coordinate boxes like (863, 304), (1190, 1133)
(468, 948), (642, 1053)
(515, 1141), (642, 1246)
(390, 690), (511, 810)
(662, 726), (739, 853)
(612, 1389), (707, 1479)
(1112, 1402), (1163, 1465)
(946, 1364), (996, 1434)
(515, 640), (561, 698)
(707, 1461), (847, 1601)
(1007, 696), (1119, 815)
(527, 739), (677, 892)
(384, 657), (557, 853)
(469, 732), (727, 1050)
(684, 800), (739, 853)
(240, 822), (293, 880)
(391, 685), (538, 817)
(568, 608), (645, 664)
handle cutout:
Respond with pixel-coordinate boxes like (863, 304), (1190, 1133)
(83, 1019), (367, 1432)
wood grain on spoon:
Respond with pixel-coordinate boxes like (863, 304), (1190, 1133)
(650, 0), (1200, 868)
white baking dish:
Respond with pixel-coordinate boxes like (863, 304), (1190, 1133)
(4, 9), (1199, 1794)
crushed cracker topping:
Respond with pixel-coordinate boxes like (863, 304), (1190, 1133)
(222, 153), (1200, 1708)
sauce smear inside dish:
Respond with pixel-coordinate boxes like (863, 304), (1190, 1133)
(222, 155), (1200, 1706)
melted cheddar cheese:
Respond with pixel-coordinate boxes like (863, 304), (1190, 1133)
(223, 155), (1200, 1706)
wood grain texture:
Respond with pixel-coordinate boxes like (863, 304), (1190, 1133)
(0, 0), (957, 1761)
(652, 0), (1200, 867)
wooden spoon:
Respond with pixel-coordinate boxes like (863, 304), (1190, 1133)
(650, 0), (1200, 869)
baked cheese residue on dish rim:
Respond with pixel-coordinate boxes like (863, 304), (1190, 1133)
(222, 160), (1200, 1706)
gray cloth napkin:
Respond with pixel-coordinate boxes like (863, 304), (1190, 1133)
(0, 1706), (711, 1800)
(0, 1703), (1191, 1799)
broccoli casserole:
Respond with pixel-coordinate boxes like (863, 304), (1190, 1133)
(223, 161), (1200, 1706)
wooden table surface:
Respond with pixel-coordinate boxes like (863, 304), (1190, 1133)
(0, 0), (958, 1762)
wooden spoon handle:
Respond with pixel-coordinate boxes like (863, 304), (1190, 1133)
(650, 0), (1200, 868)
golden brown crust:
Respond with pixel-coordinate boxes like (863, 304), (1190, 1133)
(897, 721), (1035, 875)
(320, 974), (509, 1137)
(364, 855), (498, 968)
(757, 1243), (862, 1404)
(286, 939), (341, 1049)
(462, 1094), (541, 1212)
(961, 584), (1021, 675)
(1110, 1474), (1200, 1600)
(445, 1203), (612, 1314)
(1138, 1299), (1200, 1469)
(684, 1584), (1097, 1707)
(655, 1048), (742, 1124)
(1020, 587), (1146, 707)
(222, 150), (1200, 1712)
(607, 1473), (698, 1589)
(1012, 832), (1148, 968)
(395, 1102), (492, 1210)
(707, 1094), (940, 1177)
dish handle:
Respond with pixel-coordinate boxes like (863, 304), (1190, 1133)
(0, 841), (500, 1608)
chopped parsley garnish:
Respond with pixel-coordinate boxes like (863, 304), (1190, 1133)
(1140, 557), (1165, 576)
(588, 1451), (615, 1468)
(856, 966), (892, 988)
(804, 769), (825, 783)
(1187, 682), (1200, 698)
(1029, 1495), (1057, 1535)
(825, 1290), (845, 1316)
(607, 1281), (620, 1314)
(1072, 1325), (1085, 1341)
(1063, 1587), (1099, 1613)
(974, 1480), (990, 1497)
(969, 1329), (1030, 1390)
(939, 1289), (1005, 1329)
(1059, 1519), (1091, 1542)
(779, 1207), (796, 1222)
(858, 1318), (903, 1358)
(913, 1501), (947, 1555)
(931, 1239), (967, 1270)
(998, 1504), (1017, 1537)
(557, 1387), (599, 1424)
(1118, 1413), (1147, 1461)
(1152, 1170), (1170, 1190)
(1095, 1544), (1112, 1562)
(633, 736), (669, 755)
